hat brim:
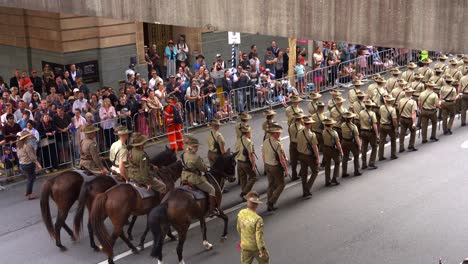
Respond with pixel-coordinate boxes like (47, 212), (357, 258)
(268, 129), (283, 133)
(240, 114), (252, 120)
(290, 98), (303, 103)
(263, 111), (277, 116)
(83, 127), (100, 134)
(115, 130), (132, 136)
(131, 138), (149, 147)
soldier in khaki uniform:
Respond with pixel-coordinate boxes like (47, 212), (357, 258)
(392, 79), (407, 108)
(429, 67), (446, 89)
(352, 91), (366, 131)
(401, 62), (418, 83)
(419, 81), (440, 143)
(417, 58), (433, 83)
(411, 73), (425, 100)
(307, 92), (322, 115)
(236, 112), (252, 139)
(327, 89), (343, 111)
(371, 77), (388, 122)
(459, 71), (468, 126)
(127, 133), (166, 193)
(398, 88), (418, 152)
(330, 96), (346, 140)
(366, 74), (382, 100)
(285, 95), (304, 125)
(288, 113), (305, 181)
(262, 109), (277, 141)
(311, 102), (326, 154)
(359, 100), (379, 170)
(207, 119), (226, 167)
(386, 68), (401, 93)
(378, 95), (398, 161)
(237, 191), (269, 264)
(434, 54), (448, 75)
(440, 76), (458, 135)
(236, 125), (257, 198)
(447, 59), (463, 81)
(348, 80), (363, 105)
(297, 116), (319, 198)
(341, 112), (362, 177)
(262, 124), (288, 211)
(181, 136), (218, 215)
(79, 124), (109, 175)
(109, 126), (131, 180)
(322, 119), (343, 186)
(457, 57), (468, 75)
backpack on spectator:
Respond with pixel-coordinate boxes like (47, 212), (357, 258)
(166, 104), (183, 124)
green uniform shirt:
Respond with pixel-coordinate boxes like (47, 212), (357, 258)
(181, 152), (208, 184)
(440, 85), (457, 101)
(207, 129), (225, 153)
(296, 128), (318, 155)
(359, 109), (377, 130)
(285, 105), (304, 125)
(398, 97), (417, 118)
(288, 122), (304, 143)
(236, 136), (253, 162)
(311, 112), (326, 133)
(127, 148), (152, 185)
(379, 104), (397, 125)
(341, 122), (359, 140)
(262, 137), (284, 166)
(419, 90), (439, 110)
(237, 208), (266, 252)
(323, 128), (339, 147)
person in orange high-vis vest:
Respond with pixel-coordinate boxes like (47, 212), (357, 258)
(164, 94), (184, 151)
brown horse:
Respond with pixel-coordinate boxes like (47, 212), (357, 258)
(90, 160), (183, 264)
(40, 146), (176, 251)
(148, 152), (237, 264)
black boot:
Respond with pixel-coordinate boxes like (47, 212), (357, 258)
(207, 196), (219, 217)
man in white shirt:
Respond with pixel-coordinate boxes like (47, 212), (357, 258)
(72, 91), (88, 114)
(148, 69), (163, 90)
(1, 104), (17, 124)
(125, 63), (136, 79)
(22, 84), (39, 104)
(13, 100), (29, 121)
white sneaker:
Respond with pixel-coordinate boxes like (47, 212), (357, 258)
(192, 122), (199, 126)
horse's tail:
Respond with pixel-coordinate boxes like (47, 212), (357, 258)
(40, 178), (55, 239)
(90, 193), (111, 257)
(148, 202), (169, 260)
(73, 180), (90, 239)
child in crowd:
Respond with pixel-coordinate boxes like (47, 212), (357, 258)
(1, 146), (15, 183)
(17, 112), (29, 129)
(136, 98), (149, 136)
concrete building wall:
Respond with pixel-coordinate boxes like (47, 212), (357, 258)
(0, 0), (466, 53)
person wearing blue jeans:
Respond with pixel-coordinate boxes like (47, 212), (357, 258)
(16, 131), (42, 200)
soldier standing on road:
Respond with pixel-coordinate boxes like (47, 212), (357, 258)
(366, 75), (381, 101)
(327, 89), (343, 111)
(348, 80), (363, 105)
(307, 92), (322, 115)
(429, 67), (446, 89)
(341, 112), (362, 177)
(402, 62), (418, 83)
(262, 124), (288, 212)
(386, 68), (401, 93)
(447, 59), (463, 81)
(285, 95), (304, 125)
(378, 95), (398, 161)
(207, 119), (226, 167)
(311, 101), (326, 156)
(352, 91), (366, 131)
(297, 116), (319, 198)
(434, 54), (448, 75)
(236, 125), (257, 198)
(322, 119), (343, 186)
(237, 191), (269, 264)
(411, 73), (425, 102)
(419, 81), (440, 143)
(439, 76), (458, 135)
(459, 69), (468, 126)
(109, 126), (131, 181)
(236, 112), (253, 139)
(329, 96), (346, 140)
(359, 100), (379, 170)
(398, 87), (418, 152)
(417, 58), (433, 83)
(288, 112), (305, 181)
(79, 124), (109, 175)
(262, 109), (277, 141)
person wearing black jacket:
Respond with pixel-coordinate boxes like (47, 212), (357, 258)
(30, 70), (43, 95)
(9, 70), (20, 89)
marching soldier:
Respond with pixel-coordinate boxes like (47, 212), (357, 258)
(440, 76), (458, 135)
(429, 67), (446, 89)
(236, 125), (257, 198)
(109, 126), (132, 180)
(352, 91), (366, 131)
(378, 95), (398, 161)
(341, 112), (362, 177)
(348, 80), (364, 105)
(207, 119), (226, 167)
(236, 112), (253, 139)
(79, 124), (109, 175)
(311, 101), (326, 153)
(329, 96), (346, 140)
(127, 133), (166, 193)
(288, 113), (305, 181)
(296, 116), (320, 197)
(307, 92), (322, 115)
(411, 73), (425, 99)
(398, 87), (418, 152)
(322, 119), (343, 186)
(367, 74), (382, 99)
(371, 77), (388, 109)
(419, 81), (440, 143)
(457, 56), (468, 75)
(392, 79), (407, 107)
(401, 62), (418, 83)
(285, 95), (304, 125)
(434, 54), (448, 75)
(237, 191), (269, 264)
(459, 70), (468, 126)
(359, 100), (379, 170)
(447, 59), (463, 81)
(262, 124), (289, 211)
(327, 89), (343, 110)
(181, 136), (219, 216)
(417, 58), (433, 83)
(386, 68), (401, 93)
(262, 109), (277, 141)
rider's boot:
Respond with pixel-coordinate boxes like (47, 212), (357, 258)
(207, 195), (219, 217)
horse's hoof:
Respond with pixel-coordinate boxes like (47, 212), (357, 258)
(58, 245), (68, 252)
(203, 240), (213, 250)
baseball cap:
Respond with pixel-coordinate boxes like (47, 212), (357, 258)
(73, 88), (80, 93)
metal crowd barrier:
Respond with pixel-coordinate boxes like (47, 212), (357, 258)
(131, 108), (168, 140)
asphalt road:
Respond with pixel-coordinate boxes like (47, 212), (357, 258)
(1, 76), (468, 264)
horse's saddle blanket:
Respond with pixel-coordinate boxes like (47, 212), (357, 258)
(73, 169), (119, 184)
(177, 185), (207, 200)
(129, 183), (155, 199)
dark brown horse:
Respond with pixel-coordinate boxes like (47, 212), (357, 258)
(40, 146), (176, 251)
(148, 152), (237, 264)
(90, 160), (183, 264)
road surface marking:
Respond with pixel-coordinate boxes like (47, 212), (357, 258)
(461, 140), (468, 149)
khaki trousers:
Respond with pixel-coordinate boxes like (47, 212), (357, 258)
(421, 109), (437, 140)
(265, 164), (285, 205)
(379, 124), (396, 159)
(399, 117), (416, 150)
(237, 160), (257, 195)
(441, 102), (456, 131)
(341, 139), (360, 175)
(241, 249), (269, 264)
(360, 130), (377, 167)
(322, 146), (340, 183)
(298, 153), (319, 194)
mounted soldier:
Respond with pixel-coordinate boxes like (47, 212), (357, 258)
(79, 124), (109, 175)
(109, 126), (132, 181)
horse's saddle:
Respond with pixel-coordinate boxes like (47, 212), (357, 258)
(177, 184), (207, 200)
(73, 169), (97, 183)
(129, 182), (155, 199)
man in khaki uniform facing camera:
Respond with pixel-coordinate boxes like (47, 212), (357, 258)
(236, 125), (257, 198)
(285, 95), (304, 125)
(236, 112), (253, 139)
(307, 92), (322, 115)
(207, 119), (226, 167)
(262, 109), (277, 141)
(80, 124), (109, 175)
(109, 126), (131, 180)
